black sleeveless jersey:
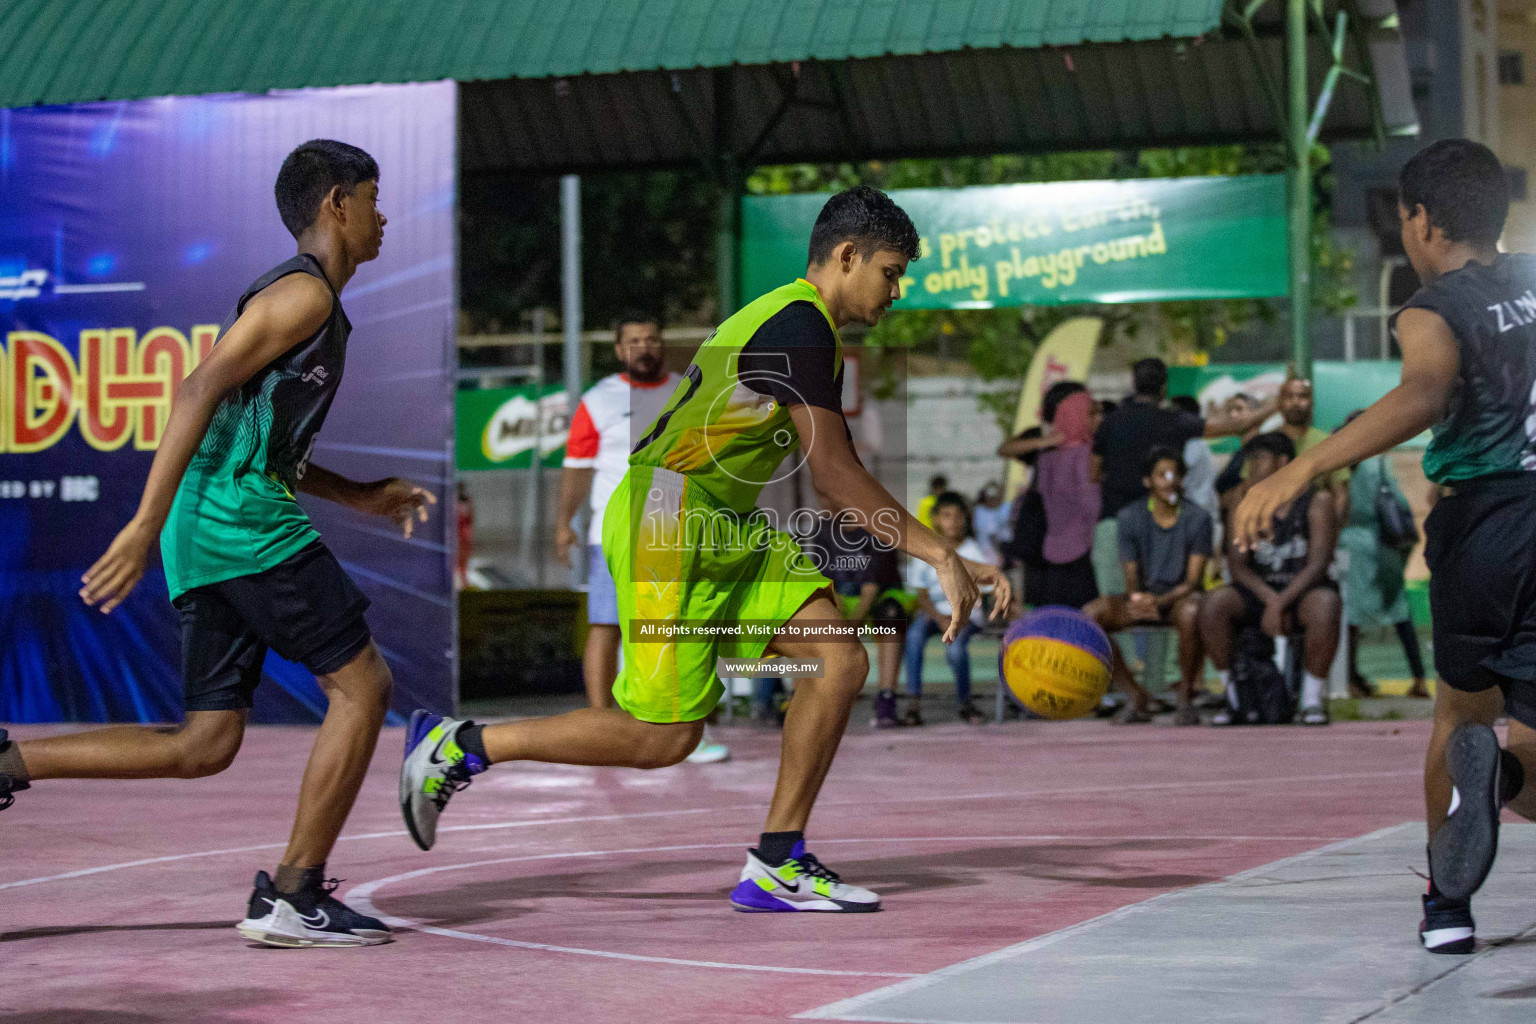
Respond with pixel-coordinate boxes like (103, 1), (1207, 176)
(1398, 252), (1536, 483)
(190, 253), (350, 490)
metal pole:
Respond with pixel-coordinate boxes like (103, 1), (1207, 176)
(713, 69), (741, 318)
(715, 163), (741, 318)
(561, 174), (584, 585)
(1288, 0), (1312, 378)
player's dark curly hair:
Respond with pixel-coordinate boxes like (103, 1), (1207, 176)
(1399, 139), (1509, 245)
(807, 186), (921, 266)
(274, 140), (379, 238)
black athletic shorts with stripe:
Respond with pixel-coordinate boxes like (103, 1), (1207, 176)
(172, 540), (372, 712)
(1424, 472), (1536, 729)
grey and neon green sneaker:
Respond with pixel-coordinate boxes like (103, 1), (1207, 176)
(729, 841), (880, 913)
(400, 710), (487, 851)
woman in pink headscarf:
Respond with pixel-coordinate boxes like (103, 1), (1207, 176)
(1029, 389), (1102, 608)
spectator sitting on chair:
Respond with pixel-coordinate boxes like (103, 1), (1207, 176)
(1085, 447), (1213, 726)
(902, 492), (996, 726)
(1093, 358), (1275, 599)
(1199, 432), (1341, 726)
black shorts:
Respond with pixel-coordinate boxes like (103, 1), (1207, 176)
(1424, 473), (1536, 728)
(1026, 553), (1099, 610)
(1231, 581), (1338, 633)
(173, 540), (372, 712)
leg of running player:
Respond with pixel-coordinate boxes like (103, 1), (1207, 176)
(279, 642), (393, 869)
(583, 623), (621, 709)
(473, 708), (701, 769)
(762, 591), (869, 834)
(726, 590), (881, 913)
(12, 710), (246, 780)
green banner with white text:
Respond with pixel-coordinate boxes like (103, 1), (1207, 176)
(741, 175), (1288, 309)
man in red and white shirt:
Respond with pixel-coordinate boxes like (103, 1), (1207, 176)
(556, 319), (675, 677)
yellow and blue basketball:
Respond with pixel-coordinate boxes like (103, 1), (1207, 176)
(999, 607), (1113, 720)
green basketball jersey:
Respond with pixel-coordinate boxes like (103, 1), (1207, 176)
(161, 255), (350, 599)
(630, 278), (844, 513)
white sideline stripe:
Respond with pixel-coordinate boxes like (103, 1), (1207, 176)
(0, 768), (1415, 892)
(794, 823), (1417, 1021)
(342, 834), (1342, 976)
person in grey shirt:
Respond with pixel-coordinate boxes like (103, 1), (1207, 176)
(1084, 447), (1214, 725)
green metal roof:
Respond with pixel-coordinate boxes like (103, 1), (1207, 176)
(0, 0), (1225, 109)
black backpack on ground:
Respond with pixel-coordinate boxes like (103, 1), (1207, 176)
(1226, 628), (1295, 725)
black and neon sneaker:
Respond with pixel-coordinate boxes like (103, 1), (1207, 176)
(0, 730), (28, 812)
(400, 710), (488, 851)
(236, 871), (391, 947)
(1430, 723), (1502, 902)
(1419, 891), (1475, 954)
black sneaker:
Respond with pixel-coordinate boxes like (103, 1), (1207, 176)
(872, 690), (899, 729)
(0, 729), (29, 812)
(1419, 892), (1476, 954)
(1430, 724), (1502, 902)
(236, 871), (391, 947)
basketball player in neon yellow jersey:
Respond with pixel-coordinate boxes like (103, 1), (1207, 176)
(403, 187), (1010, 912)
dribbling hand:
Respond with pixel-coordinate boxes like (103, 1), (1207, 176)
(81, 519), (154, 614)
(356, 478), (437, 539)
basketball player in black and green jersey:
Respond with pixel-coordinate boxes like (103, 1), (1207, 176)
(402, 187), (1010, 912)
(1235, 140), (1536, 954)
(0, 141), (434, 947)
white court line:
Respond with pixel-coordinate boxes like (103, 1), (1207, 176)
(0, 767), (1415, 892)
(341, 834), (1347, 977)
(794, 823), (1417, 1021)
(344, 840), (917, 978)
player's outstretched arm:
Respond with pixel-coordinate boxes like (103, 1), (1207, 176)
(297, 465), (437, 539)
(1231, 308), (1458, 550)
(788, 403), (1011, 642)
(80, 274), (335, 613)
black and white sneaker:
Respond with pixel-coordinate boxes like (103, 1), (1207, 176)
(1419, 892), (1476, 954)
(0, 729), (28, 812)
(236, 871), (391, 947)
(1430, 724), (1502, 902)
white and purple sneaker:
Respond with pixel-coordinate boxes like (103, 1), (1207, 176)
(729, 841), (880, 913)
(400, 710), (488, 851)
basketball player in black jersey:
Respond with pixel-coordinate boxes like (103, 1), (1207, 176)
(1235, 139), (1536, 954)
(0, 141), (433, 947)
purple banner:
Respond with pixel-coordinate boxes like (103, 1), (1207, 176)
(0, 82), (457, 723)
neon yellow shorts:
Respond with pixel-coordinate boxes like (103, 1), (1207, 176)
(601, 464), (831, 723)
